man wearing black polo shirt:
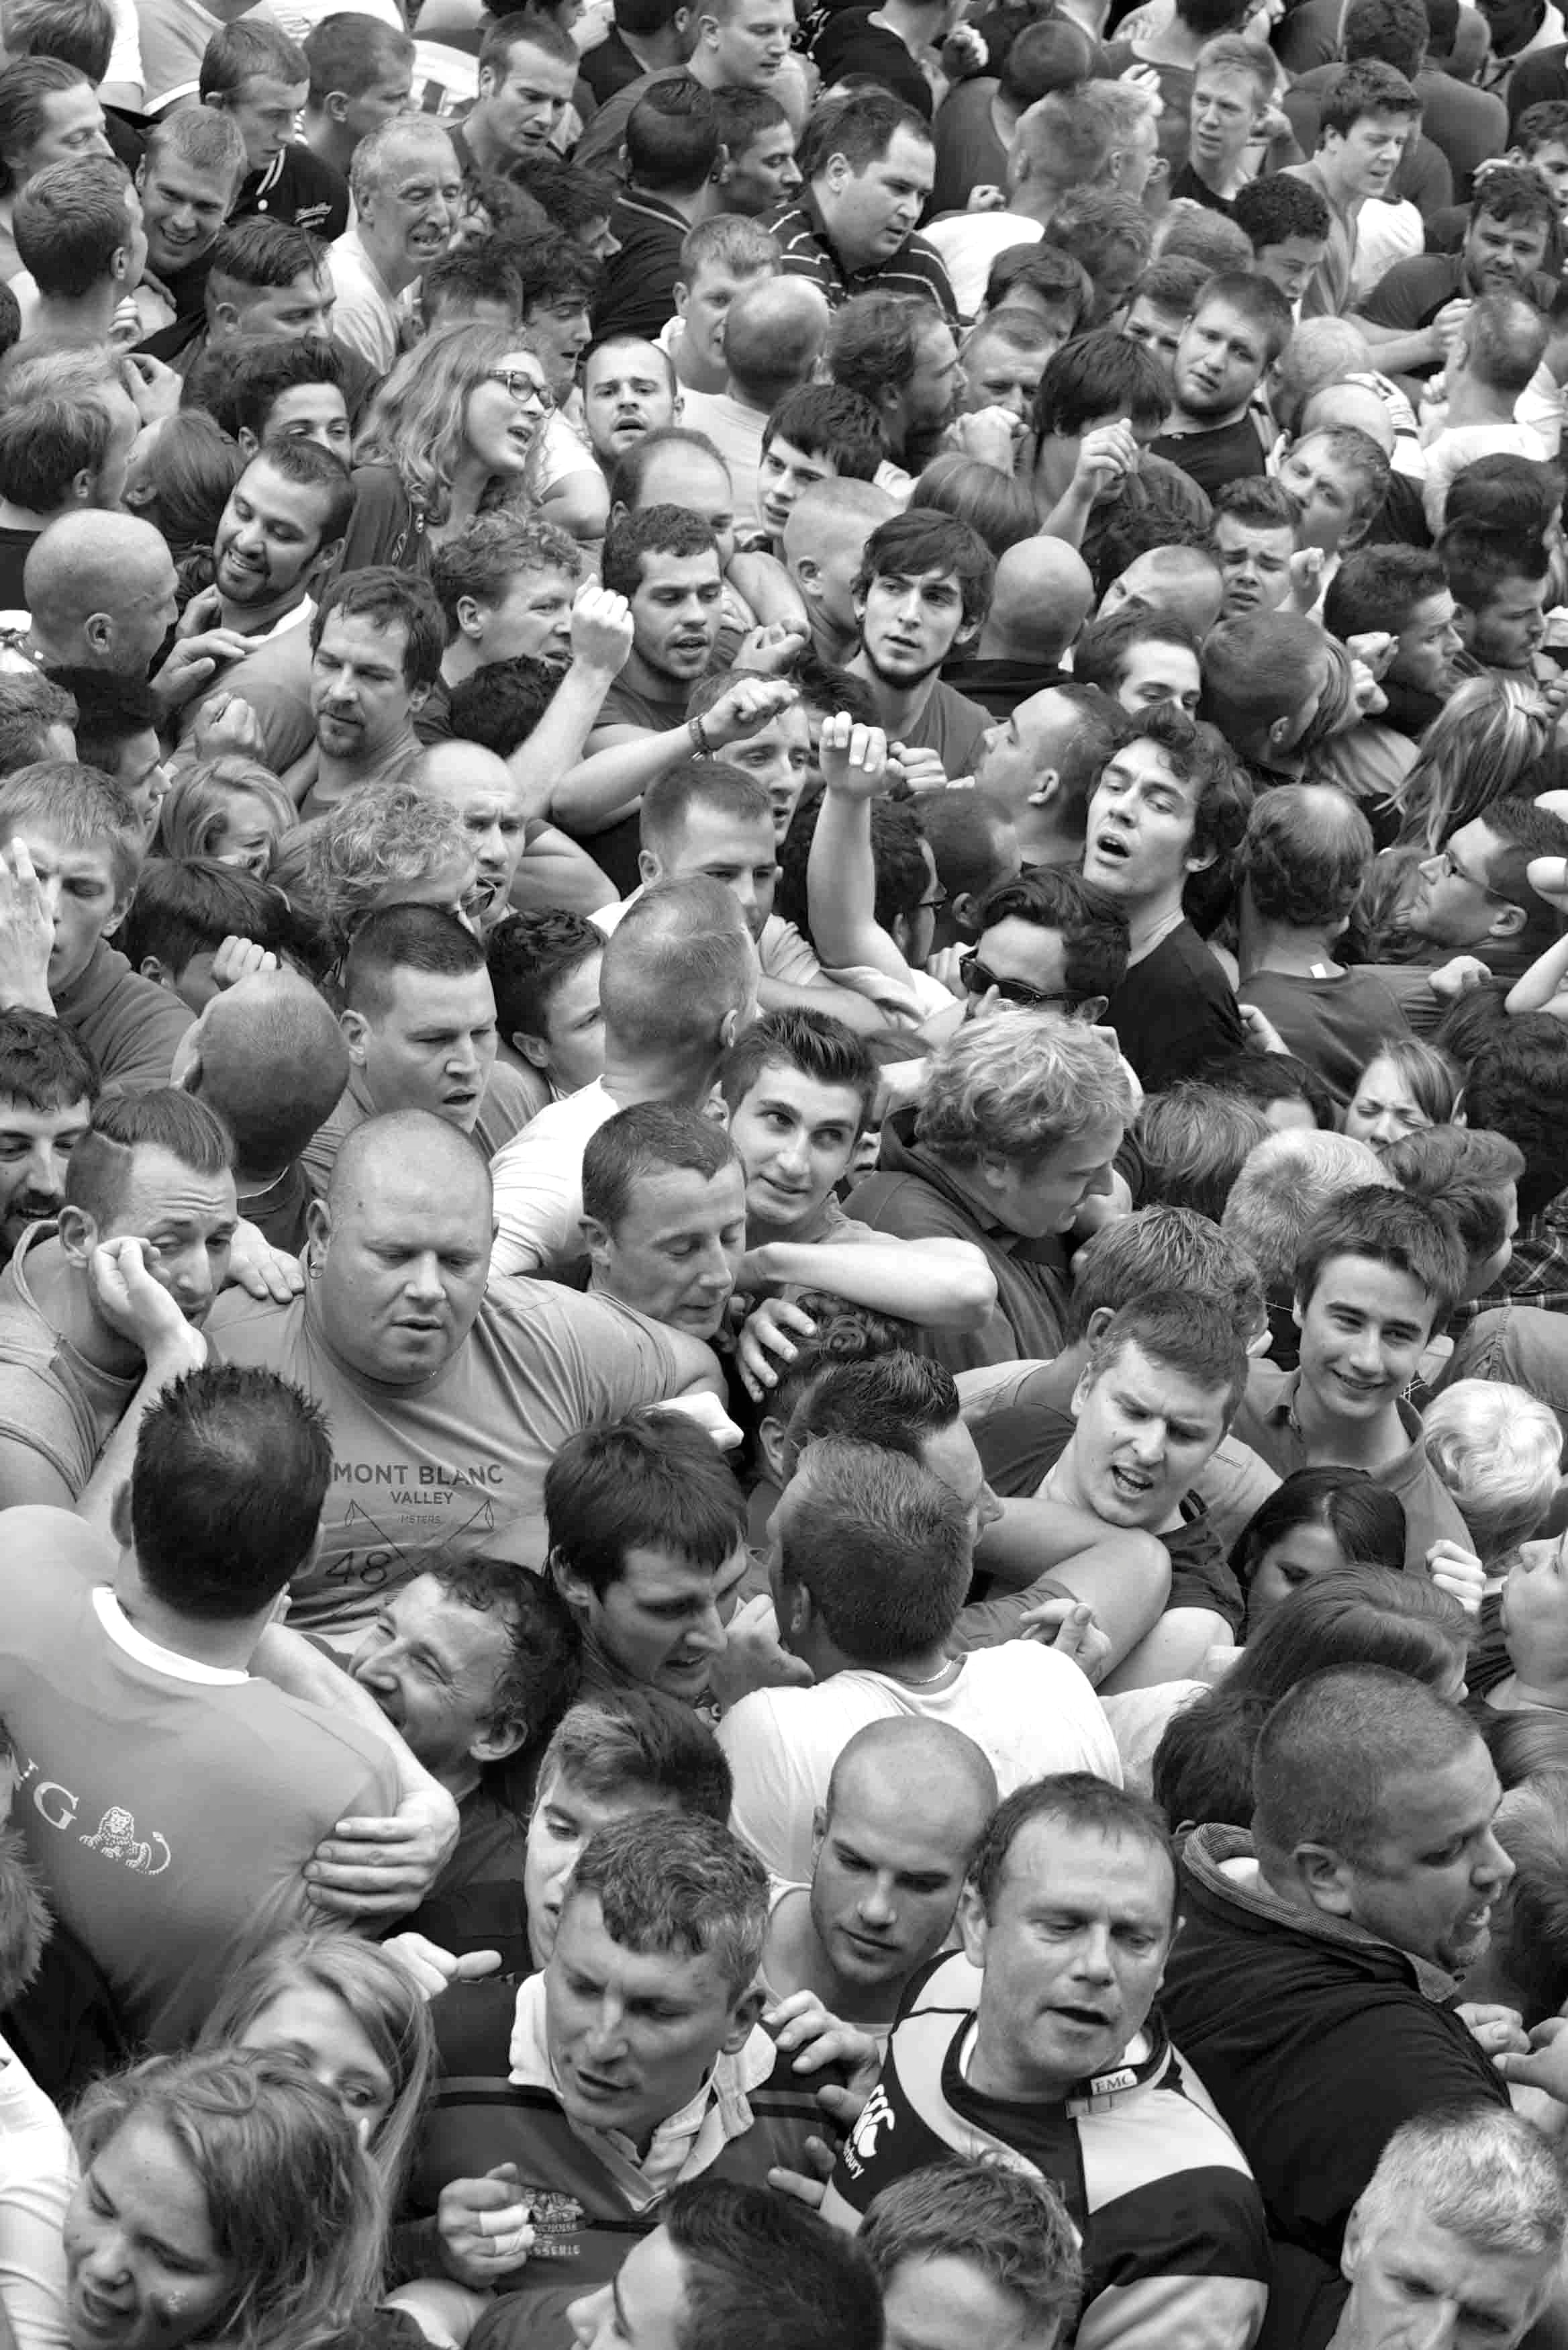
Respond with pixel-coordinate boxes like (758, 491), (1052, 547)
(1352, 164), (1557, 379)
(201, 20), (348, 239)
(766, 91), (955, 314)
(1150, 273), (1291, 496)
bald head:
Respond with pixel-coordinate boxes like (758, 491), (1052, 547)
(418, 740), (516, 800)
(1099, 543), (1225, 631)
(824, 1718), (998, 1838)
(981, 538), (1093, 663)
(1300, 380), (1395, 455)
(330, 1106), (493, 1219)
(316, 1111), (492, 1382)
(184, 970), (348, 1178)
(723, 276), (830, 411)
(24, 513), (177, 658)
(1273, 316), (1373, 437)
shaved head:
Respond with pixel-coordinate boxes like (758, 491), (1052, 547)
(783, 477), (897, 566)
(417, 740), (518, 800)
(825, 1716), (999, 1834)
(330, 1106), (493, 1222)
(24, 512), (177, 642)
(723, 275), (831, 409)
(1299, 380), (1395, 455)
(182, 968), (348, 1175)
(983, 538), (1094, 663)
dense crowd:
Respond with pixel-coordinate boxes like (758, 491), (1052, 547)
(1, 0), (1567, 2345)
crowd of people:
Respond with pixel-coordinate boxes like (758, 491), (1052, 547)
(0, 0), (1567, 2343)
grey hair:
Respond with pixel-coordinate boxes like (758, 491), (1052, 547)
(1221, 1129), (1394, 1295)
(349, 116), (457, 214)
(1355, 2106), (1568, 2269)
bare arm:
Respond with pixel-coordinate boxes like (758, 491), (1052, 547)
(75, 1240), (207, 1543)
(506, 585), (634, 821)
(554, 675), (801, 831)
(803, 716), (910, 981)
(738, 1235), (997, 1330)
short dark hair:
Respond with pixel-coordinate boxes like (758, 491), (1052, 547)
(1073, 604), (1201, 696)
(1252, 1664), (1479, 1867)
(1116, 700), (1253, 867)
(1442, 454), (1562, 544)
(777, 1437), (971, 1661)
(971, 1773), (1175, 1917)
(200, 16), (309, 97)
(975, 865), (1129, 1004)
(119, 859), (297, 979)
(777, 787), (930, 950)
(311, 567), (444, 690)
(428, 511), (581, 632)
(499, 222), (600, 313)
(761, 1296), (918, 1439)
(0, 1008), (97, 1114)
(1383, 1124), (1525, 1271)
(565, 1808), (769, 1995)
(1318, 58), (1420, 138)
(761, 383), (885, 478)
(1294, 1183), (1466, 1321)
(983, 240), (1092, 328)
(302, 11), (414, 105)
(185, 334), (347, 447)
(205, 214), (324, 293)
(1232, 172), (1330, 250)
(1471, 159), (1557, 240)
(5, 0), (113, 82)
(50, 670), (160, 780)
(1212, 475), (1302, 539)
(861, 2163), (1082, 2343)
(852, 509), (995, 634)
(1083, 1289), (1251, 1423)
(1128, 253), (1210, 318)
(1189, 269), (1295, 365)
(782, 1352), (959, 1480)
(132, 1365), (329, 1618)
(479, 7), (579, 78)
(665, 2180), (885, 2350)
(0, 672), (74, 776)
(340, 902), (485, 1019)
(0, 349), (119, 513)
(626, 76), (720, 193)
(1134, 1084), (1273, 1223)
(1324, 545), (1447, 642)
(449, 655), (559, 758)
(487, 908), (600, 1045)
(12, 156), (136, 297)
(1442, 520), (1552, 612)
(421, 237), (525, 327)
(582, 1099), (740, 1232)
(430, 1555), (581, 1760)
(546, 1409), (746, 1599)
(1463, 1019), (1568, 1222)
(1240, 781), (1376, 930)
(719, 1006), (878, 1132)
(1067, 1206), (1266, 1346)
(601, 504), (720, 601)
(807, 89), (930, 178)
(828, 293), (950, 414)
(0, 58), (93, 195)
(64, 1087), (232, 1232)
(1034, 327), (1169, 441)
(538, 1687), (732, 1820)
(1206, 1048), (1335, 1129)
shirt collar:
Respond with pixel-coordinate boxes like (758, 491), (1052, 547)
(93, 1587), (249, 1685)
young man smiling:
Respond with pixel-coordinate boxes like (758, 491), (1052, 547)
(1231, 1186), (1475, 1566)
(1082, 703), (1251, 1086)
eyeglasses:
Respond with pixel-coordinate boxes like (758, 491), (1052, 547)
(920, 884), (948, 912)
(486, 369), (554, 410)
(1433, 845), (1508, 904)
(959, 952), (1075, 1010)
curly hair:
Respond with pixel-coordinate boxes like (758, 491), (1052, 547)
(156, 759), (296, 873)
(303, 784), (471, 957)
(916, 1009), (1133, 1166)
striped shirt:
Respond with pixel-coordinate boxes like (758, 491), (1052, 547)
(763, 188), (957, 316)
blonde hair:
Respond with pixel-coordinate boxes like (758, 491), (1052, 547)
(1389, 674), (1551, 851)
(916, 1011), (1133, 1166)
(1422, 1380), (1562, 1561)
(156, 758), (297, 874)
(355, 321), (534, 527)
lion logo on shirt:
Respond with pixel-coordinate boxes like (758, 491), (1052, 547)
(79, 1807), (171, 1875)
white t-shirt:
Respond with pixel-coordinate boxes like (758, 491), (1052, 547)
(0, 2035), (72, 2350)
(139, 0), (282, 109)
(271, 0), (403, 33)
(326, 226), (404, 375)
(720, 1644), (1122, 1883)
(922, 214), (1043, 324)
(489, 1077), (618, 1278)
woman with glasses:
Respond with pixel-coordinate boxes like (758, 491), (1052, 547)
(340, 322), (554, 574)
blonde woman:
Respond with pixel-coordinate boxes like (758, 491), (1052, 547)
(1389, 673), (1552, 852)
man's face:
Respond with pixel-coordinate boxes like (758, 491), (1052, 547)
(856, 562), (971, 688)
(0, 1090), (92, 1259)
(224, 72), (308, 170)
(964, 915), (1077, 1019)
(525, 1769), (677, 1965)
(477, 564), (577, 666)
(636, 451), (736, 569)
(532, 951), (605, 1092)
(567, 1540), (748, 1701)
(348, 1573), (514, 1781)
(628, 549), (724, 686)
(263, 381), (352, 461)
(649, 799), (778, 937)
(1255, 232), (1330, 306)
(26, 83), (112, 175)
(722, 122), (801, 214)
(139, 151), (237, 277)
(677, 261), (767, 375)
(1213, 514), (1295, 617)
(583, 342), (677, 463)
(116, 185), (149, 295)
(758, 435), (832, 540)
(341, 58), (416, 145)
(213, 457), (333, 610)
(1295, 1252), (1438, 1429)
(1122, 297), (1187, 370)
(1322, 109), (1410, 201)
(1068, 1337), (1230, 1530)
(358, 138), (461, 275)
(569, 2228), (691, 2350)
(1526, 136), (1568, 215)
(719, 700), (810, 839)
(1277, 433), (1367, 553)
(1173, 298), (1269, 422)
(730, 1061), (863, 1227)
(1112, 111), (1160, 200)
(228, 265), (335, 340)
(311, 610), (420, 765)
(546, 1891), (751, 2144)
(988, 1117), (1124, 1240)
(1190, 62), (1261, 173)
(962, 329), (1047, 422)
(524, 289), (593, 395)
(1113, 639), (1202, 718)
(705, 0), (794, 87)
(476, 38), (577, 158)
(811, 1773), (974, 2000)
(1391, 588), (1463, 698)
(1461, 569), (1548, 671)
(314, 1160), (489, 1382)
(587, 1160), (748, 1340)
(1339, 2204), (1551, 2350)
(881, 2256), (1062, 2350)
(825, 127), (935, 269)
(98, 1143), (238, 1329)
(1463, 205), (1550, 293)
(16, 825), (126, 995)
(419, 759), (529, 925)
(1083, 738), (1204, 907)
(901, 320), (965, 451)
(109, 731), (170, 849)
(961, 1818), (1174, 2094)
(973, 690), (1083, 821)
(1326, 1740), (1511, 1975)
(348, 966), (499, 1133)
(1405, 819), (1518, 949)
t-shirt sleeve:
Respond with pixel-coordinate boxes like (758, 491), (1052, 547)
(1355, 261), (1431, 330)
(489, 1133), (584, 1277)
(718, 1695), (818, 1880)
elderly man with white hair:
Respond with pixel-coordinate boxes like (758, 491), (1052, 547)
(328, 116), (462, 370)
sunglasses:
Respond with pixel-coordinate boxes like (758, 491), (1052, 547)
(959, 952), (1076, 1010)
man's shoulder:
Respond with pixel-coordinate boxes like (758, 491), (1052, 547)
(491, 1081), (613, 1171)
(205, 1286), (306, 1361)
(0, 1505), (114, 1598)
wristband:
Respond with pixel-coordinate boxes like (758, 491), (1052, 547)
(689, 713), (713, 756)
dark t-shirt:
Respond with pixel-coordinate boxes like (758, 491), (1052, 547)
(1150, 412), (1267, 497)
(235, 143), (350, 238)
(1104, 920), (1244, 1087)
(930, 77), (1008, 213)
(812, 9), (933, 114)
(0, 526), (36, 613)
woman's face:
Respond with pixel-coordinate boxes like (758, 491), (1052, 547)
(463, 349), (551, 480)
(209, 791), (278, 877)
(1342, 1055), (1433, 1152)
(1246, 1518), (1351, 1632)
(238, 1982), (396, 2149)
(65, 2117), (235, 2350)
